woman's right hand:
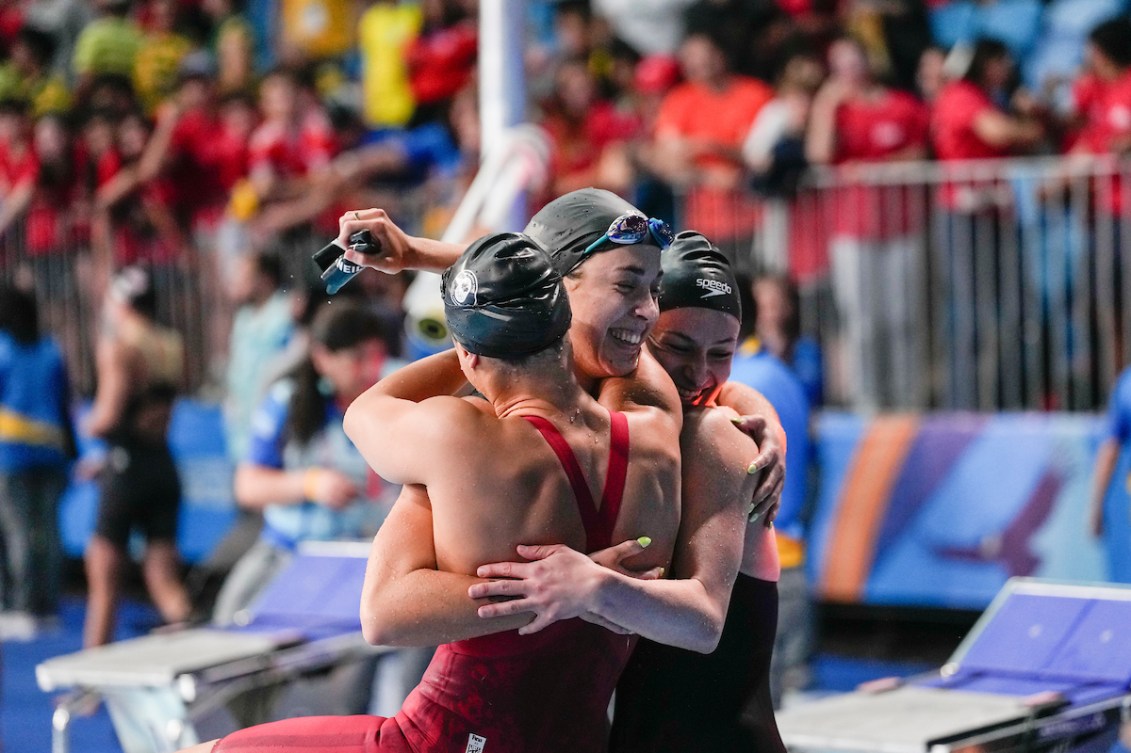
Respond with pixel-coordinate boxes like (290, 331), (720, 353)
(303, 468), (359, 509)
(336, 208), (416, 274)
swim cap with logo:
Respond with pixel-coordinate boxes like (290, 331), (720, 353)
(525, 188), (652, 275)
(441, 232), (572, 359)
(658, 230), (741, 320)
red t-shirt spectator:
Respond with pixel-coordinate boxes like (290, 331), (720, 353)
(1076, 70), (1131, 213)
(165, 109), (232, 227)
(0, 142), (37, 194)
(932, 80), (1012, 210)
(543, 100), (641, 197)
(248, 111), (336, 183)
(832, 90), (930, 238)
(407, 21), (477, 107)
(655, 75), (773, 242)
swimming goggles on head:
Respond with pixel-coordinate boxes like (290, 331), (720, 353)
(581, 211), (674, 257)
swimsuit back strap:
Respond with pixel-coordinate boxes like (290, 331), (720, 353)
(521, 415), (601, 549)
(594, 410), (630, 551)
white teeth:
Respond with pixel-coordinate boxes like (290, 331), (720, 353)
(610, 329), (642, 345)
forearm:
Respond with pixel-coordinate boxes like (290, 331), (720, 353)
(362, 568), (530, 647)
(370, 349), (466, 402)
(590, 571), (723, 653)
(233, 464), (306, 510)
(1091, 440), (1120, 512)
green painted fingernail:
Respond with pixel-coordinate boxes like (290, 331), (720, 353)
(747, 461), (761, 474)
(637, 536), (652, 548)
(730, 417), (743, 425)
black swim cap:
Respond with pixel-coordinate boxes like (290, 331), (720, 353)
(442, 232), (572, 359)
(525, 187), (648, 275)
(658, 231), (741, 319)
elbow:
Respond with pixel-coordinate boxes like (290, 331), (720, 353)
(360, 603), (411, 647)
(691, 616), (724, 654)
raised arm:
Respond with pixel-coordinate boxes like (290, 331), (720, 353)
(361, 484), (531, 646)
(334, 207), (466, 274)
(343, 351), (472, 486)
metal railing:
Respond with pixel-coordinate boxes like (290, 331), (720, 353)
(4, 152), (1127, 413)
(678, 156), (1131, 412)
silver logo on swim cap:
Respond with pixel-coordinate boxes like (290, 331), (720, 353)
(451, 270), (479, 306)
(696, 278), (731, 298)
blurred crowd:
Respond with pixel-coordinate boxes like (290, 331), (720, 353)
(0, 0), (1123, 410)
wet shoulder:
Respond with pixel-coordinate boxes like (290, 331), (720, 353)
(682, 407), (757, 476)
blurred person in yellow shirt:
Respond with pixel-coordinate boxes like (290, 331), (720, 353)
(358, 0), (421, 128)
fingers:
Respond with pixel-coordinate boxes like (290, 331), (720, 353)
(336, 208), (391, 246)
(589, 538), (649, 568)
(632, 566), (665, 581)
(514, 543), (565, 561)
(730, 414), (767, 438)
(746, 445), (779, 477)
(469, 577), (528, 601)
(476, 597), (535, 620)
(475, 560), (528, 579)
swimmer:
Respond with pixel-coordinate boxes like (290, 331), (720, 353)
(178, 232), (683, 753)
(470, 231), (786, 751)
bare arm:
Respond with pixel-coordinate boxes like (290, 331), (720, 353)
(337, 208), (466, 274)
(232, 462), (359, 511)
(344, 351), (477, 486)
(0, 179), (35, 237)
(1089, 438), (1120, 538)
(805, 82), (845, 165)
(971, 109), (1043, 150)
(85, 339), (130, 438)
(717, 381), (787, 521)
(361, 484), (531, 646)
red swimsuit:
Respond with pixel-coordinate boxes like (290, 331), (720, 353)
(214, 411), (633, 753)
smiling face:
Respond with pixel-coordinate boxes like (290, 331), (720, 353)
(563, 243), (662, 380)
(647, 307), (740, 405)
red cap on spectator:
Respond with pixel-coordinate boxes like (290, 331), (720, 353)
(634, 55), (680, 94)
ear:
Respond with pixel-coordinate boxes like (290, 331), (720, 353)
(454, 341), (479, 370)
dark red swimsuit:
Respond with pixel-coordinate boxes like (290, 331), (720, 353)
(214, 411), (633, 753)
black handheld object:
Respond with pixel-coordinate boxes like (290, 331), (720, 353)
(312, 230), (382, 295)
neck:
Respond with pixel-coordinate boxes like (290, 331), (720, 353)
(489, 365), (589, 422)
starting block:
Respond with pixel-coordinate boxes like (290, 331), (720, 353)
(778, 578), (1131, 753)
(37, 542), (392, 753)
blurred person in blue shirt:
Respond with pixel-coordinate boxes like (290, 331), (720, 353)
(732, 273), (815, 708)
(0, 283), (76, 629)
(1089, 366), (1131, 584)
(213, 300), (399, 624)
(752, 273), (824, 408)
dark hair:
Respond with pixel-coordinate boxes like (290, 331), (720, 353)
(16, 25), (57, 68)
(286, 300), (387, 446)
(0, 97), (30, 116)
(0, 283), (39, 344)
(750, 273), (801, 350)
(735, 273), (758, 342)
(1089, 18), (1131, 69)
(253, 250), (284, 288)
(962, 38), (1010, 86)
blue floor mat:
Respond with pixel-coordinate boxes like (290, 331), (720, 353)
(2, 596), (161, 753)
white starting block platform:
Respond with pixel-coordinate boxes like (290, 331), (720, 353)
(37, 542), (392, 753)
(778, 578), (1131, 753)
